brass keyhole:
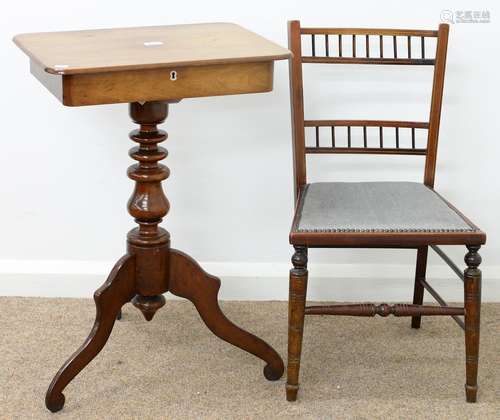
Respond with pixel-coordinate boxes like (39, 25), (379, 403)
(170, 71), (177, 81)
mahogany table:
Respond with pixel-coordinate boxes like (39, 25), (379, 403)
(14, 23), (290, 412)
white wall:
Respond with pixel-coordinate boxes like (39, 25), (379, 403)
(1, 0), (498, 300)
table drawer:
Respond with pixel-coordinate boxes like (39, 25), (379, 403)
(31, 60), (274, 106)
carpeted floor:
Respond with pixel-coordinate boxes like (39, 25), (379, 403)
(1, 297), (499, 419)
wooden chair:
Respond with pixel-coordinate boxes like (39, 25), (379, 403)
(286, 21), (486, 403)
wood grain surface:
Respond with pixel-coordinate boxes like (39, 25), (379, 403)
(14, 23), (290, 75)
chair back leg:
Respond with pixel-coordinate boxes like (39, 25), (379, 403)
(411, 246), (429, 328)
(286, 246), (308, 401)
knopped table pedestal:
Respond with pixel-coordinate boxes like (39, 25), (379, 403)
(45, 101), (284, 412)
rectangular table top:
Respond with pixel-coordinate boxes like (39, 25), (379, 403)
(13, 23), (290, 75)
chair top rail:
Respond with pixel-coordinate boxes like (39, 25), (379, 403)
(300, 28), (438, 37)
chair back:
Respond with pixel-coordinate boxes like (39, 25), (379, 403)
(288, 21), (449, 200)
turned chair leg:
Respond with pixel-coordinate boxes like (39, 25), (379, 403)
(411, 246), (428, 329)
(286, 246), (308, 402)
(464, 245), (482, 403)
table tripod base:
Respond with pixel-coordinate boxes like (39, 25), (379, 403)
(45, 250), (284, 413)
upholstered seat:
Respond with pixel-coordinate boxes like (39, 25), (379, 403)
(290, 182), (484, 247)
(296, 182), (473, 233)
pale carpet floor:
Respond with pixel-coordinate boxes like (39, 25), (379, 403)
(1, 297), (499, 419)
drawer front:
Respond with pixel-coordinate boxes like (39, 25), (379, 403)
(58, 61), (274, 106)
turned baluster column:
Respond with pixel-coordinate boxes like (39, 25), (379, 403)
(127, 101), (170, 320)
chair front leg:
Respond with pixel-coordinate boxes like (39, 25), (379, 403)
(464, 245), (482, 403)
(286, 246), (308, 402)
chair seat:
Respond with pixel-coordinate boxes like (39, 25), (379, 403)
(290, 182), (485, 246)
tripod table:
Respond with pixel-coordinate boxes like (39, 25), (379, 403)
(14, 23), (290, 412)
